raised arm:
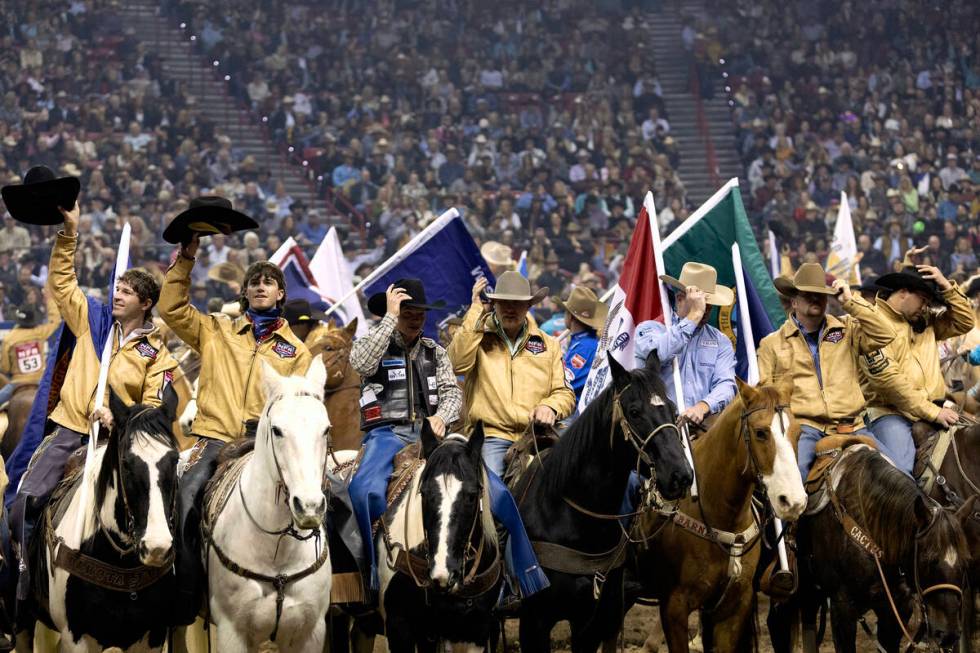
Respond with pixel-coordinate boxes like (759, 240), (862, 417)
(447, 278), (490, 376)
(49, 203), (91, 336)
(158, 235), (208, 351)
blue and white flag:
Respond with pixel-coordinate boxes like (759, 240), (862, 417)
(363, 210), (495, 339)
(517, 250), (528, 278)
(270, 237), (331, 312)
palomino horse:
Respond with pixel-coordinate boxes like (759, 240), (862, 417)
(375, 421), (502, 652)
(628, 379), (807, 653)
(512, 354), (694, 653)
(796, 446), (971, 653)
(309, 319), (362, 451)
(203, 359), (332, 652)
(25, 386), (180, 652)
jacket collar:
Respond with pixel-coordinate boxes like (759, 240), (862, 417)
(875, 297), (908, 325)
(234, 315), (301, 344)
(780, 311), (845, 338)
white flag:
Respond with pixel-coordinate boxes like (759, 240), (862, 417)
(826, 191), (861, 284)
(310, 228), (368, 336)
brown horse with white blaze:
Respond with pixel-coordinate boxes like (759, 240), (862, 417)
(309, 320), (362, 451)
(628, 379), (807, 653)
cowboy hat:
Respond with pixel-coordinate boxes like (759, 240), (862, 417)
(774, 263), (837, 296)
(480, 241), (515, 269)
(964, 274), (980, 299)
(163, 196), (258, 244)
(875, 267), (944, 304)
(1, 165), (80, 225)
(283, 298), (328, 326)
(366, 278), (446, 317)
(556, 286), (607, 330)
(206, 261), (245, 287)
(484, 271), (549, 304)
(660, 262), (734, 306)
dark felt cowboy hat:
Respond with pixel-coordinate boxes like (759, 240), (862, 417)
(1, 165), (81, 225)
(284, 298), (328, 325)
(875, 266), (944, 304)
(163, 196), (258, 244)
(367, 278), (446, 317)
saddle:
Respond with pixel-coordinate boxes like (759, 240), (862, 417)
(804, 435), (878, 516)
(503, 423), (560, 490)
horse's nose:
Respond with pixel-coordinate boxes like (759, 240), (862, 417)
(291, 496), (326, 529)
(775, 492), (807, 520)
(138, 542), (171, 568)
(932, 628), (958, 649)
(662, 468), (692, 501)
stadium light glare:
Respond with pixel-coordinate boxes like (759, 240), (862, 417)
(179, 22), (186, 29)
(722, 72), (729, 78)
(288, 146), (295, 152)
(224, 75), (231, 81)
(725, 86), (731, 92)
(213, 60), (220, 67)
(190, 35), (196, 41)
(317, 176), (324, 181)
(262, 116), (268, 122)
(719, 58), (726, 64)
(302, 161), (309, 166)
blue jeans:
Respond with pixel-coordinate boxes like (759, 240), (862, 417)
(482, 436), (514, 478)
(867, 415), (915, 476)
(0, 383), (15, 406)
(796, 424), (875, 480)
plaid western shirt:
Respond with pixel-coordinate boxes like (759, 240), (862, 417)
(349, 314), (462, 427)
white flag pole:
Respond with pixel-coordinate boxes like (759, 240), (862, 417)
(732, 242), (787, 569)
(646, 192), (697, 497)
(73, 222), (131, 539)
(322, 207), (459, 318)
(767, 229), (779, 279)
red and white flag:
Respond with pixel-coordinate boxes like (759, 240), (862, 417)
(578, 199), (666, 411)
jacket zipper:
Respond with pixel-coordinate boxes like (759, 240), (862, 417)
(240, 341), (260, 436)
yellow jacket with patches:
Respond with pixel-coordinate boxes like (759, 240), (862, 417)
(47, 233), (177, 434)
(859, 286), (974, 422)
(159, 254), (312, 442)
(447, 302), (576, 442)
(0, 291), (61, 385)
(757, 295), (895, 430)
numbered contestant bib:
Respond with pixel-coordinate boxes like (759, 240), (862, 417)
(14, 342), (43, 375)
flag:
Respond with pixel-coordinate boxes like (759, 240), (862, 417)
(826, 191), (861, 284)
(517, 250), (528, 278)
(578, 203), (665, 410)
(269, 237), (332, 313)
(309, 228), (368, 336)
(363, 214), (495, 340)
(662, 179), (785, 381)
(767, 229), (779, 279)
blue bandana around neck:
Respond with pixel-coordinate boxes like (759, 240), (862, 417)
(246, 306), (282, 341)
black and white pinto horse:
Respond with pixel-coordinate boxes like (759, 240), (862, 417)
(27, 386), (180, 652)
(377, 421), (501, 653)
(514, 354), (694, 653)
(204, 360), (332, 652)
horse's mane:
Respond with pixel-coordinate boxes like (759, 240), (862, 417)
(95, 403), (178, 507)
(543, 365), (668, 496)
(842, 448), (968, 566)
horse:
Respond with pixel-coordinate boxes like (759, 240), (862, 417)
(25, 385), (181, 652)
(628, 379), (807, 653)
(167, 342), (202, 450)
(512, 353), (694, 653)
(203, 359), (332, 652)
(796, 446), (972, 653)
(309, 319), (362, 452)
(1, 383), (39, 461)
(376, 421), (502, 652)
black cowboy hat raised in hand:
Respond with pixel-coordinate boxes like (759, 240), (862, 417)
(1, 165), (80, 225)
(163, 196), (258, 245)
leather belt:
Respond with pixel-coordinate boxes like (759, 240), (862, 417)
(829, 421), (863, 434)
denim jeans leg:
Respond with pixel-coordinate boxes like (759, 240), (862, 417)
(796, 425), (825, 481)
(868, 415), (915, 475)
(481, 436), (514, 478)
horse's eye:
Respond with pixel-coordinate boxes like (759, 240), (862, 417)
(630, 408), (642, 418)
(272, 425), (284, 438)
(323, 427), (332, 439)
(754, 429), (769, 441)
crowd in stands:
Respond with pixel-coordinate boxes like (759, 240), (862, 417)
(696, 0), (980, 282)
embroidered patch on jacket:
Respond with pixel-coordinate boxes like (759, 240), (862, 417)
(824, 330), (844, 344)
(564, 365), (575, 384)
(273, 341), (297, 358)
(570, 353), (587, 369)
(525, 337), (546, 355)
(363, 405), (382, 421)
(863, 349), (889, 375)
(135, 342), (158, 359)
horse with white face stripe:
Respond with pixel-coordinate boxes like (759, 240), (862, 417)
(377, 421), (502, 653)
(26, 387), (181, 652)
(624, 378), (807, 653)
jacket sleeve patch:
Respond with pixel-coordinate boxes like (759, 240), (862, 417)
(273, 341), (297, 358)
(823, 329), (844, 344)
(135, 341), (159, 359)
(570, 353), (587, 369)
(525, 337), (546, 355)
(863, 349), (889, 375)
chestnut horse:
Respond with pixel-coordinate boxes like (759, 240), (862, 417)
(309, 320), (362, 451)
(627, 380), (807, 653)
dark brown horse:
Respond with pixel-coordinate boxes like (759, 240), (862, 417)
(1, 383), (39, 461)
(627, 380), (806, 653)
(309, 319), (362, 451)
(796, 446), (972, 653)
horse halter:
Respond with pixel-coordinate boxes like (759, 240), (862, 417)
(610, 384), (682, 470)
(736, 403), (789, 488)
(906, 502), (965, 647)
(319, 338), (355, 393)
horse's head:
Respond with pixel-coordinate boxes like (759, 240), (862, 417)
(259, 358), (331, 530)
(734, 378), (806, 520)
(313, 319), (357, 391)
(101, 385), (180, 567)
(911, 494), (972, 650)
(418, 420), (493, 592)
(609, 352), (693, 501)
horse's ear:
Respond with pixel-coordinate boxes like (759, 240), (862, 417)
(421, 418), (439, 459)
(644, 348), (662, 371)
(108, 388), (129, 431)
(775, 373), (794, 403)
(736, 377), (757, 403)
(305, 357), (327, 391)
(468, 421), (485, 462)
(913, 494), (935, 529)
(344, 318), (358, 338)
(261, 361), (284, 399)
(608, 352), (630, 392)
(160, 383), (179, 423)
(955, 494), (977, 526)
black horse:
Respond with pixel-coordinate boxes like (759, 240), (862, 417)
(513, 353), (694, 652)
(793, 447), (971, 653)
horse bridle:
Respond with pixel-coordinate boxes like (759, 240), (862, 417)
(905, 503), (965, 649)
(320, 339), (357, 395)
(610, 385), (683, 472)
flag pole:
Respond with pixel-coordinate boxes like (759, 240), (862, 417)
(732, 242), (787, 569)
(73, 222), (131, 539)
(662, 178), (740, 248)
(646, 192), (698, 497)
(323, 207), (459, 318)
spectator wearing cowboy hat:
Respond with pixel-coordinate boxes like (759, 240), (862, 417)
(556, 286), (608, 401)
(858, 248), (974, 475)
(283, 298), (331, 346)
(634, 262), (737, 425)
(346, 278), (461, 592)
(0, 293), (61, 406)
(480, 240), (515, 277)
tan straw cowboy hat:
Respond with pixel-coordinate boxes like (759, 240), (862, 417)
(556, 286), (607, 330)
(660, 262), (734, 307)
(773, 263), (836, 296)
(484, 271), (548, 304)
(480, 241), (515, 270)
(207, 261), (245, 287)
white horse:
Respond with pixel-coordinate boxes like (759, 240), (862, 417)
(205, 359), (332, 652)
